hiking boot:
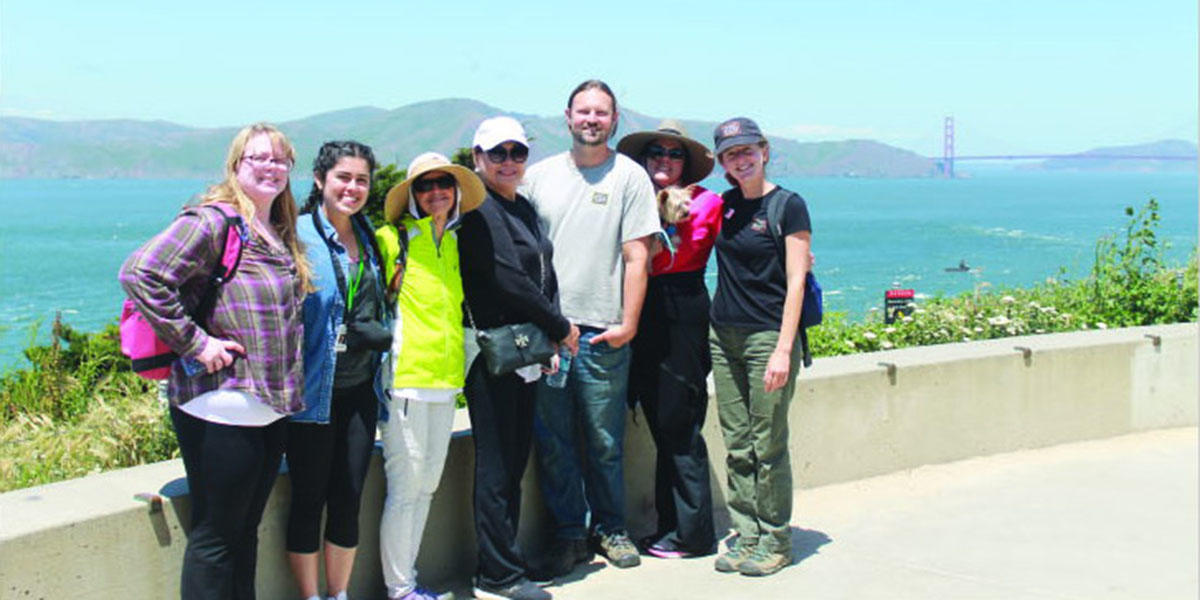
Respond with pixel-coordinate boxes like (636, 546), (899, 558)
(535, 537), (592, 580)
(473, 577), (552, 600)
(737, 545), (792, 577)
(713, 537), (756, 573)
(594, 530), (641, 568)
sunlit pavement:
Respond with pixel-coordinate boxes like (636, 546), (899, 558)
(514, 428), (1197, 600)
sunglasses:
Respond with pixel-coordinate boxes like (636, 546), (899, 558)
(485, 144), (530, 164)
(412, 174), (457, 193)
(645, 145), (686, 161)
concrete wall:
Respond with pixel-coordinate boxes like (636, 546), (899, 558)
(2, 323), (1194, 599)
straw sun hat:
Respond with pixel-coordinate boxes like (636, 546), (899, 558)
(384, 152), (485, 223)
(616, 119), (714, 186)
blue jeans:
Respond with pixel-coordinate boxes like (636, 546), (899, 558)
(533, 328), (631, 539)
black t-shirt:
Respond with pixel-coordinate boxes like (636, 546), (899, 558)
(711, 186), (812, 330)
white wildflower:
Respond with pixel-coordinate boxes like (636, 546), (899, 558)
(974, 326), (983, 333)
(1001, 296), (1015, 304)
(1096, 322), (1108, 329)
(862, 331), (877, 340)
(987, 316), (1011, 326)
(902, 316), (914, 323)
(884, 327), (896, 334)
(881, 341), (895, 349)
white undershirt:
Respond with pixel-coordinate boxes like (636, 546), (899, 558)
(178, 389), (285, 426)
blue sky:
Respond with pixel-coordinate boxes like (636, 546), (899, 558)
(2, 0), (1195, 155)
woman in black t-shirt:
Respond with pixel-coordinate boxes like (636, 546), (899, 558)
(708, 117), (812, 578)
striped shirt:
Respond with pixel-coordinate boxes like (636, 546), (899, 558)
(119, 203), (305, 414)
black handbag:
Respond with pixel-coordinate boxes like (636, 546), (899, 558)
(465, 252), (556, 376)
(473, 322), (556, 376)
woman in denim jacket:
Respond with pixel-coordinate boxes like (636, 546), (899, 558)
(287, 141), (391, 600)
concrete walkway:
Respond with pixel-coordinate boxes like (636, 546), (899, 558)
(515, 428), (1197, 600)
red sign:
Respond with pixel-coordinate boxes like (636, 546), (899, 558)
(885, 289), (915, 300)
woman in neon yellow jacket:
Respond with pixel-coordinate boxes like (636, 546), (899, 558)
(375, 152), (484, 600)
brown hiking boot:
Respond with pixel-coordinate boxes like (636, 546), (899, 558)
(737, 545), (792, 577)
(713, 537), (756, 573)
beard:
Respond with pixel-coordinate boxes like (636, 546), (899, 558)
(570, 124), (611, 147)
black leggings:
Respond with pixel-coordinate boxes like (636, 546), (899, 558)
(629, 271), (716, 552)
(285, 380), (379, 553)
(170, 406), (287, 600)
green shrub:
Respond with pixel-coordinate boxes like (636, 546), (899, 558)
(809, 199), (1197, 356)
(0, 315), (174, 492)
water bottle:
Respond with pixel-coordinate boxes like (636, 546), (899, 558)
(180, 357), (207, 377)
(544, 347), (572, 388)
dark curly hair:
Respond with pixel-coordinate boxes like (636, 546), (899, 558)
(301, 140), (377, 214)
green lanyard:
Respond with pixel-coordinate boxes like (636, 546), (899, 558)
(345, 238), (365, 312)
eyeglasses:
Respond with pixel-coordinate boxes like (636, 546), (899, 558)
(485, 144), (530, 164)
(645, 145), (686, 161)
(412, 174), (456, 193)
(241, 154), (293, 170)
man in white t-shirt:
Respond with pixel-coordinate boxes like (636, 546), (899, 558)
(521, 79), (661, 577)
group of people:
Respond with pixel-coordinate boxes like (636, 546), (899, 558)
(119, 79), (814, 600)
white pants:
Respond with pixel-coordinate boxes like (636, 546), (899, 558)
(379, 395), (456, 598)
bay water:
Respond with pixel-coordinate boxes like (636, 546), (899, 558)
(0, 171), (1195, 370)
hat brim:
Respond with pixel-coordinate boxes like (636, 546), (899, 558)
(713, 134), (766, 159)
(617, 130), (714, 187)
(384, 163), (485, 223)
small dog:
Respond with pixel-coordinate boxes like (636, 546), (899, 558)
(657, 185), (693, 224)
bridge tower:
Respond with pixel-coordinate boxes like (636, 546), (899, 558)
(943, 116), (955, 178)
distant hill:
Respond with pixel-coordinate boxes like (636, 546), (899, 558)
(1031, 139), (1197, 172)
(0, 98), (940, 179)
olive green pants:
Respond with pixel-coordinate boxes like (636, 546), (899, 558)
(709, 325), (802, 553)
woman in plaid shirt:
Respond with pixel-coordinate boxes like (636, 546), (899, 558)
(119, 123), (313, 600)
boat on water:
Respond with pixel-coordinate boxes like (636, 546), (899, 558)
(945, 259), (971, 272)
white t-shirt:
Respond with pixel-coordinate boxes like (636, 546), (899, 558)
(520, 151), (660, 329)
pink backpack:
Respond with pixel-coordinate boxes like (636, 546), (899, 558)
(120, 204), (247, 379)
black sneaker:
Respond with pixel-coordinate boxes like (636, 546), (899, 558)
(473, 577), (551, 600)
(593, 530), (641, 568)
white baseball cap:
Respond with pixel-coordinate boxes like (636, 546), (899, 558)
(472, 116), (529, 151)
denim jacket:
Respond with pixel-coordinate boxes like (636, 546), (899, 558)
(291, 209), (387, 424)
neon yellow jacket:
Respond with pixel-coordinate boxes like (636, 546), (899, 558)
(376, 216), (464, 390)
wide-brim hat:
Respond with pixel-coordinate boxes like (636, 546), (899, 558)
(384, 152), (485, 223)
(616, 119), (714, 187)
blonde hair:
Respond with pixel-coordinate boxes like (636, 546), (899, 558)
(200, 123), (314, 293)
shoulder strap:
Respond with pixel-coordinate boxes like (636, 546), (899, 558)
(311, 211), (350, 300)
(193, 203), (247, 326)
(764, 189), (793, 269)
(384, 222), (411, 300)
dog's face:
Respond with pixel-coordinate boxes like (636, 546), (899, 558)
(657, 187), (691, 224)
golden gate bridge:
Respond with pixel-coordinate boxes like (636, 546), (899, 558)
(936, 116), (1196, 178)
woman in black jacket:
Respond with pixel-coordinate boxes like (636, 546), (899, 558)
(458, 116), (580, 600)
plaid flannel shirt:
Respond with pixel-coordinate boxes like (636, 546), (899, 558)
(119, 204), (305, 414)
